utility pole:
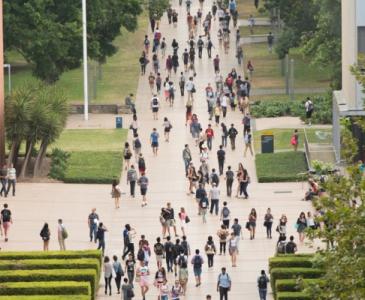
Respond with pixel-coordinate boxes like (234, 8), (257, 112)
(0, 1), (5, 165)
(82, 0), (89, 121)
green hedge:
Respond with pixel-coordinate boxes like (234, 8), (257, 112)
(0, 297), (89, 300)
(256, 152), (308, 182)
(276, 292), (311, 300)
(0, 259), (100, 275)
(0, 281), (90, 297)
(0, 250), (102, 264)
(269, 257), (314, 270)
(276, 278), (324, 292)
(271, 268), (324, 287)
(0, 269), (97, 299)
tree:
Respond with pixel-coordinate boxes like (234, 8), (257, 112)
(146, 0), (169, 20)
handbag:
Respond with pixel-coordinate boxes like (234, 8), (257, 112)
(191, 86), (196, 93)
(185, 215), (190, 223)
(245, 222), (250, 230)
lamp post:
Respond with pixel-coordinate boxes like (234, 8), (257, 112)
(82, 0), (89, 121)
(0, 1), (5, 165)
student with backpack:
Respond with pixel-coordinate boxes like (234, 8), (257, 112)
(217, 267), (231, 300)
(121, 277), (134, 300)
(151, 95), (160, 120)
(57, 218), (67, 251)
(191, 249), (204, 287)
(204, 236), (217, 268)
(1, 203), (12, 242)
(164, 236), (175, 273)
(285, 235), (298, 254)
(257, 270), (270, 300)
(154, 237), (165, 269)
(220, 201), (231, 228)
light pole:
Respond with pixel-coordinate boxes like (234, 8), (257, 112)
(0, 1), (5, 164)
(82, 0), (89, 121)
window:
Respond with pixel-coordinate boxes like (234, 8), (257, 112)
(359, 27), (365, 69)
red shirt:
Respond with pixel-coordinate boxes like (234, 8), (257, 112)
(206, 128), (214, 138)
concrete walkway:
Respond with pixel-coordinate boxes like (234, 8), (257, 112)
(0, 1), (315, 300)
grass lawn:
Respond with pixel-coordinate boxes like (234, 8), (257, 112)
(240, 25), (271, 36)
(243, 44), (331, 89)
(253, 128), (332, 153)
(250, 93), (327, 102)
(255, 151), (308, 182)
(237, 0), (268, 19)
(51, 129), (127, 183)
(5, 14), (148, 104)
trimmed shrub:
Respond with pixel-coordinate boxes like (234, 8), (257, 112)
(269, 257), (314, 270)
(271, 268), (324, 287)
(0, 269), (97, 299)
(49, 148), (70, 180)
(0, 296), (89, 300)
(0, 259), (100, 275)
(276, 292), (312, 300)
(0, 281), (90, 296)
(0, 250), (102, 264)
(276, 278), (324, 292)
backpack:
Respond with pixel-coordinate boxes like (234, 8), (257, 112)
(258, 275), (267, 289)
(154, 243), (164, 255)
(1, 209), (10, 222)
(198, 39), (204, 47)
(285, 242), (296, 254)
(240, 82), (248, 94)
(178, 255), (187, 268)
(193, 255), (202, 267)
(152, 98), (158, 106)
(137, 249), (145, 261)
(212, 173), (219, 185)
(222, 207), (230, 218)
(181, 240), (188, 255)
(134, 138), (141, 149)
(61, 226), (68, 239)
(308, 101), (314, 111)
(277, 241), (287, 254)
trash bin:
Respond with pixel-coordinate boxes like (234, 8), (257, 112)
(261, 134), (274, 153)
(116, 116), (123, 129)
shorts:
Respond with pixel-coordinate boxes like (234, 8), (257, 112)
(151, 142), (159, 148)
(152, 107), (159, 113)
(141, 188), (147, 196)
(164, 128), (170, 133)
(306, 110), (313, 118)
(2, 222), (10, 230)
(156, 255), (163, 263)
(166, 219), (175, 227)
(193, 267), (202, 277)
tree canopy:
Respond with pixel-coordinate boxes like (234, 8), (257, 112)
(4, 0), (142, 83)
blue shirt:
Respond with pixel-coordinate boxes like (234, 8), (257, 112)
(218, 273), (231, 288)
(150, 132), (159, 143)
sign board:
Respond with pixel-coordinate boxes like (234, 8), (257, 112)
(261, 135), (274, 153)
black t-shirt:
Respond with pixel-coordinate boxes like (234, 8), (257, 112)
(217, 149), (225, 160)
(165, 208), (174, 220)
(1, 209), (11, 222)
(125, 259), (135, 272)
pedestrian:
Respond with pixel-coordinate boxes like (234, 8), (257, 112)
(178, 255), (189, 294)
(151, 95), (160, 120)
(150, 128), (160, 156)
(111, 179), (122, 209)
(164, 236), (174, 273)
(258, 270), (270, 300)
(121, 277), (134, 300)
(239, 168), (250, 199)
(221, 201), (231, 228)
(171, 279), (183, 299)
(154, 237), (165, 269)
(214, 104), (221, 126)
(163, 117), (172, 142)
(248, 208), (257, 240)
(220, 123), (228, 147)
(191, 249), (204, 287)
(228, 124), (238, 150)
(217, 224), (229, 255)
(6, 163), (16, 197)
(236, 45), (243, 65)
(124, 252), (136, 286)
(264, 208), (274, 239)
(286, 235), (298, 254)
(247, 60), (254, 80)
(0, 164), (7, 197)
(179, 72), (186, 96)
(213, 55), (220, 73)
(231, 218), (243, 251)
(291, 129), (299, 151)
(248, 14), (255, 34)
(209, 182), (220, 216)
(197, 36), (204, 58)
(122, 224), (136, 260)
(207, 38), (214, 58)
(228, 233), (238, 267)
(139, 52), (148, 75)
(156, 73), (162, 94)
(163, 202), (178, 237)
(154, 266), (167, 294)
(130, 114), (138, 138)
(296, 212), (307, 242)
(185, 77), (196, 102)
(205, 124), (214, 150)
(178, 207), (189, 236)
(148, 72), (156, 92)
(305, 96), (314, 125)
(137, 153), (146, 175)
(267, 32), (274, 53)
(97, 222), (108, 255)
(40, 222), (50, 251)
(182, 144), (192, 177)
(57, 218), (67, 251)
(225, 166), (234, 197)
(199, 195), (209, 223)
(277, 214), (288, 240)
(159, 278), (169, 300)
(137, 172), (149, 207)
(217, 267), (231, 300)
(113, 255), (124, 294)
(244, 130), (253, 157)
(104, 256), (113, 295)
(127, 165), (138, 198)
(136, 261), (150, 300)
(205, 236), (216, 268)
(217, 145), (225, 175)
(88, 208), (99, 243)
(187, 163), (198, 194)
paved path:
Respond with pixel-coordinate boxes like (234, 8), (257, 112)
(0, 1), (315, 300)
(238, 19), (271, 27)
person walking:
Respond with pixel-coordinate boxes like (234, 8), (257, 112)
(258, 270), (270, 300)
(137, 153), (146, 175)
(244, 130), (253, 157)
(136, 261), (150, 300)
(217, 225), (229, 255)
(123, 142), (133, 171)
(225, 166), (234, 197)
(228, 124), (238, 150)
(296, 212), (307, 243)
(209, 182), (220, 216)
(267, 32), (274, 53)
(163, 117), (172, 142)
(57, 218), (67, 251)
(133, 134), (142, 159)
(213, 55), (220, 73)
(121, 277), (134, 300)
(111, 180), (122, 209)
(151, 95), (160, 120)
(179, 72), (186, 96)
(205, 124), (214, 151)
(182, 144), (192, 177)
(191, 249), (204, 287)
(178, 207), (188, 236)
(231, 218), (243, 251)
(96, 222), (108, 255)
(127, 165), (138, 198)
(221, 123), (228, 147)
(122, 224), (137, 260)
(163, 202), (178, 237)
(199, 195), (209, 223)
(150, 128), (160, 156)
(248, 208), (257, 240)
(305, 97), (314, 125)
(164, 236), (175, 273)
(239, 168), (250, 199)
(104, 256), (113, 295)
(291, 129), (299, 151)
(0, 164), (7, 197)
(154, 237), (165, 269)
(124, 253), (136, 287)
(138, 173), (149, 207)
(40, 222), (50, 251)
(185, 77), (195, 102)
(88, 208), (99, 243)
(217, 145), (225, 175)
(217, 267), (231, 300)
(6, 164), (16, 197)
(264, 208), (274, 239)
(228, 233), (238, 267)
(220, 201), (231, 228)
(113, 255), (124, 294)
(204, 236), (217, 268)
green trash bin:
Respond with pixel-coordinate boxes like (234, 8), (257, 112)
(261, 134), (274, 153)
(116, 117), (123, 129)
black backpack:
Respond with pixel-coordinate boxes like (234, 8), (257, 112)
(258, 275), (267, 289)
(212, 173), (219, 185)
(152, 98), (158, 106)
(154, 243), (164, 255)
(134, 138), (141, 149)
(193, 255), (202, 267)
(1, 209), (10, 222)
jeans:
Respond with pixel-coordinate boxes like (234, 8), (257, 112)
(207, 254), (214, 267)
(259, 288), (267, 300)
(210, 199), (219, 215)
(89, 224), (97, 242)
(219, 242), (226, 254)
(122, 243), (135, 260)
(221, 136), (227, 147)
(130, 180), (136, 197)
(266, 222), (273, 238)
(223, 219), (230, 228)
(7, 179), (15, 196)
(115, 272), (122, 291)
(207, 48), (212, 58)
(229, 137), (236, 150)
(240, 182), (248, 198)
(180, 85), (185, 96)
(207, 137), (212, 150)
(127, 271), (134, 288)
(219, 286), (229, 300)
(105, 275), (112, 294)
(218, 159), (224, 175)
(222, 107), (227, 117)
(183, 159), (190, 176)
(0, 179), (7, 196)
(97, 238), (105, 255)
(226, 179), (233, 197)
(166, 255), (174, 272)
